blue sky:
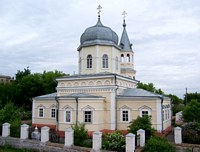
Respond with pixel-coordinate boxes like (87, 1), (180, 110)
(0, 0), (200, 98)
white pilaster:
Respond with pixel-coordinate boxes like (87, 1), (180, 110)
(92, 131), (102, 152)
(65, 128), (74, 147)
(20, 124), (29, 140)
(41, 126), (50, 142)
(110, 91), (116, 130)
(156, 99), (162, 132)
(2, 123), (10, 137)
(174, 127), (182, 144)
(126, 133), (135, 152)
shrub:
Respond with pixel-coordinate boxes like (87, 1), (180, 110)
(143, 136), (175, 152)
(71, 122), (89, 146)
(102, 131), (125, 152)
(182, 122), (200, 144)
(128, 116), (155, 140)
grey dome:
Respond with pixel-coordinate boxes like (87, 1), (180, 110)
(80, 18), (118, 45)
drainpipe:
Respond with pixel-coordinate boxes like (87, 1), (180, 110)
(75, 97), (79, 125)
(114, 74), (119, 130)
(55, 96), (59, 131)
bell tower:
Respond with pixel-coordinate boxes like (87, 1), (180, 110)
(119, 11), (136, 79)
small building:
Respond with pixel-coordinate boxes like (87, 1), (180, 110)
(0, 75), (12, 83)
(32, 11), (171, 134)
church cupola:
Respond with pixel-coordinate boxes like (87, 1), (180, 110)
(78, 5), (122, 75)
(79, 6), (118, 47)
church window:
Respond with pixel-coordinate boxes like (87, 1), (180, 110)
(39, 107), (44, 118)
(87, 55), (92, 68)
(65, 110), (71, 123)
(116, 56), (118, 70)
(127, 54), (130, 62)
(84, 111), (92, 123)
(79, 57), (81, 73)
(102, 54), (108, 68)
(122, 110), (129, 122)
(132, 54), (134, 63)
(121, 54), (124, 62)
(142, 111), (148, 117)
(51, 108), (56, 118)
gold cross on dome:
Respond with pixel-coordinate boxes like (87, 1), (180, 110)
(122, 11), (127, 20)
(97, 5), (102, 16)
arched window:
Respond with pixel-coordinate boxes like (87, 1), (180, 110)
(127, 54), (130, 62)
(121, 54), (124, 62)
(132, 55), (134, 63)
(87, 55), (92, 68)
(116, 56), (118, 70)
(102, 54), (108, 68)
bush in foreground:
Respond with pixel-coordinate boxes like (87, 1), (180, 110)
(71, 122), (90, 147)
(102, 131), (125, 152)
(143, 136), (175, 152)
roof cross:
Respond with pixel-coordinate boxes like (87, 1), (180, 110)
(97, 5), (102, 17)
(122, 11), (127, 20)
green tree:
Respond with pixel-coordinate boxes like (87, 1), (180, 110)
(128, 116), (155, 140)
(143, 136), (175, 152)
(168, 94), (183, 105)
(71, 122), (88, 146)
(167, 94), (184, 115)
(0, 83), (16, 108)
(182, 100), (200, 123)
(137, 82), (164, 95)
(15, 67), (31, 83)
(0, 102), (21, 137)
(184, 92), (200, 104)
(42, 70), (66, 94)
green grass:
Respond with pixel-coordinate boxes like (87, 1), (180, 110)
(0, 145), (37, 152)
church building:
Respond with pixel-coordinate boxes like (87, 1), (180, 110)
(32, 8), (171, 134)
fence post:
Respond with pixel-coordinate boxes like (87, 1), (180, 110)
(92, 131), (102, 152)
(2, 123), (10, 137)
(137, 129), (145, 147)
(126, 133), (135, 152)
(20, 124), (29, 140)
(41, 126), (50, 142)
(174, 127), (182, 144)
(65, 127), (74, 147)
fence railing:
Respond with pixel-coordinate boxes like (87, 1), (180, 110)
(1, 122), (146, 152)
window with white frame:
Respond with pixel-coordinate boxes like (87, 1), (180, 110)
(120, 106), (130, 122)
(139, 105), (151, 117)
(51, 108), (56, 118)
(84, 111), (92, 123)
(122, 110), (129, 122)
(87, 54), (92, 68)
(116, 56), (118, 70)
(65, 110), (71, 123)
(39, 107), (44, 118)
(142, 110), (149, 117)
(102, 54), (108, 68)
